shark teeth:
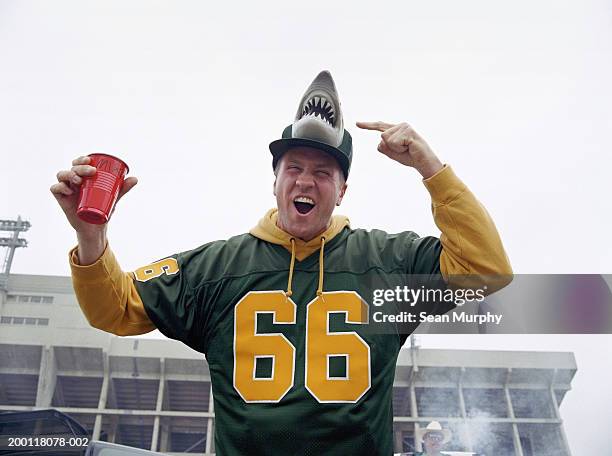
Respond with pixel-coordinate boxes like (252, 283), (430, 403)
(301, 95), (336, 126)
(302, 111), (334, 125)
(302, 96), (335, 114)
(294, 196), (315, 205)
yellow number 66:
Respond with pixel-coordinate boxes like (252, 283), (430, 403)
(233, 290), (371, 403)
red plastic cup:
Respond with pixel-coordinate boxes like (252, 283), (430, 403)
(77, 153), (129, 225)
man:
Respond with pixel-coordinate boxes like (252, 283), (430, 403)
(51, 71), (512, 455)
(414, 421), (452, 455)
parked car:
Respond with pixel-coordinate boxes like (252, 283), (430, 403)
(0, 410), (164, 456)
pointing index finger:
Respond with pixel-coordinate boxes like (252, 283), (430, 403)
(355, 121), (396, 132)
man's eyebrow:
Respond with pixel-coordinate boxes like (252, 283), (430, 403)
(312, 160), (336, 169)
(284, 158), (305, 166)
(285, 159), (334, 169)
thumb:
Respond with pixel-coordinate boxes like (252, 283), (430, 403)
(117, 176), (138, 201)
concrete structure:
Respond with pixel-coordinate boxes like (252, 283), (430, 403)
(0, 273), (576, 455)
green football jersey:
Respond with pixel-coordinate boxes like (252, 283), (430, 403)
(134, 227), (450, 455)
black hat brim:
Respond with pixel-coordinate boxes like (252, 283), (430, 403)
(269, 137), (350, 180)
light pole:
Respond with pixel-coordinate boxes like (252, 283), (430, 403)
(0, 216), (31, 292)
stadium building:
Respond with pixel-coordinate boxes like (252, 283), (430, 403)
(0, 273), (575, 455)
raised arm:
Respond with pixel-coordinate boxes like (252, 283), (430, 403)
(69, 244), (156, 335)
(356, 121), (513, 292)
(422, 164), (513, 292)
(51, 156), (155, 335)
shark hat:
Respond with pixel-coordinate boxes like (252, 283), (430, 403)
(269, 70), (353, 180)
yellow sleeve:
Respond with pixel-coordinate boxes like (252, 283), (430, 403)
(423, 165), (513, 293)
(69, 244), (156, 336)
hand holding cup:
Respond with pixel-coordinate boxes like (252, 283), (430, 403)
(50, 154), (138, 234)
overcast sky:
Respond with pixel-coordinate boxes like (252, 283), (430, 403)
(1, 0), (611, 453)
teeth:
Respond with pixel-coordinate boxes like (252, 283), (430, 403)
(303, 96), (336, 116)
(294, 196), (315, 205)
(300, 95), (336, 125)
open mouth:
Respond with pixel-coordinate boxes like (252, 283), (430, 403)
(300, 95), (336, 127)
(294, 196), (315, 214)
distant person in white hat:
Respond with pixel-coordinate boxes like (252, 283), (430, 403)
(415, 421), (452, 455)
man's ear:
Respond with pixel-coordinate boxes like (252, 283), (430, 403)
(336, 182), (348, 206)
(273, 177), (277, 196)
